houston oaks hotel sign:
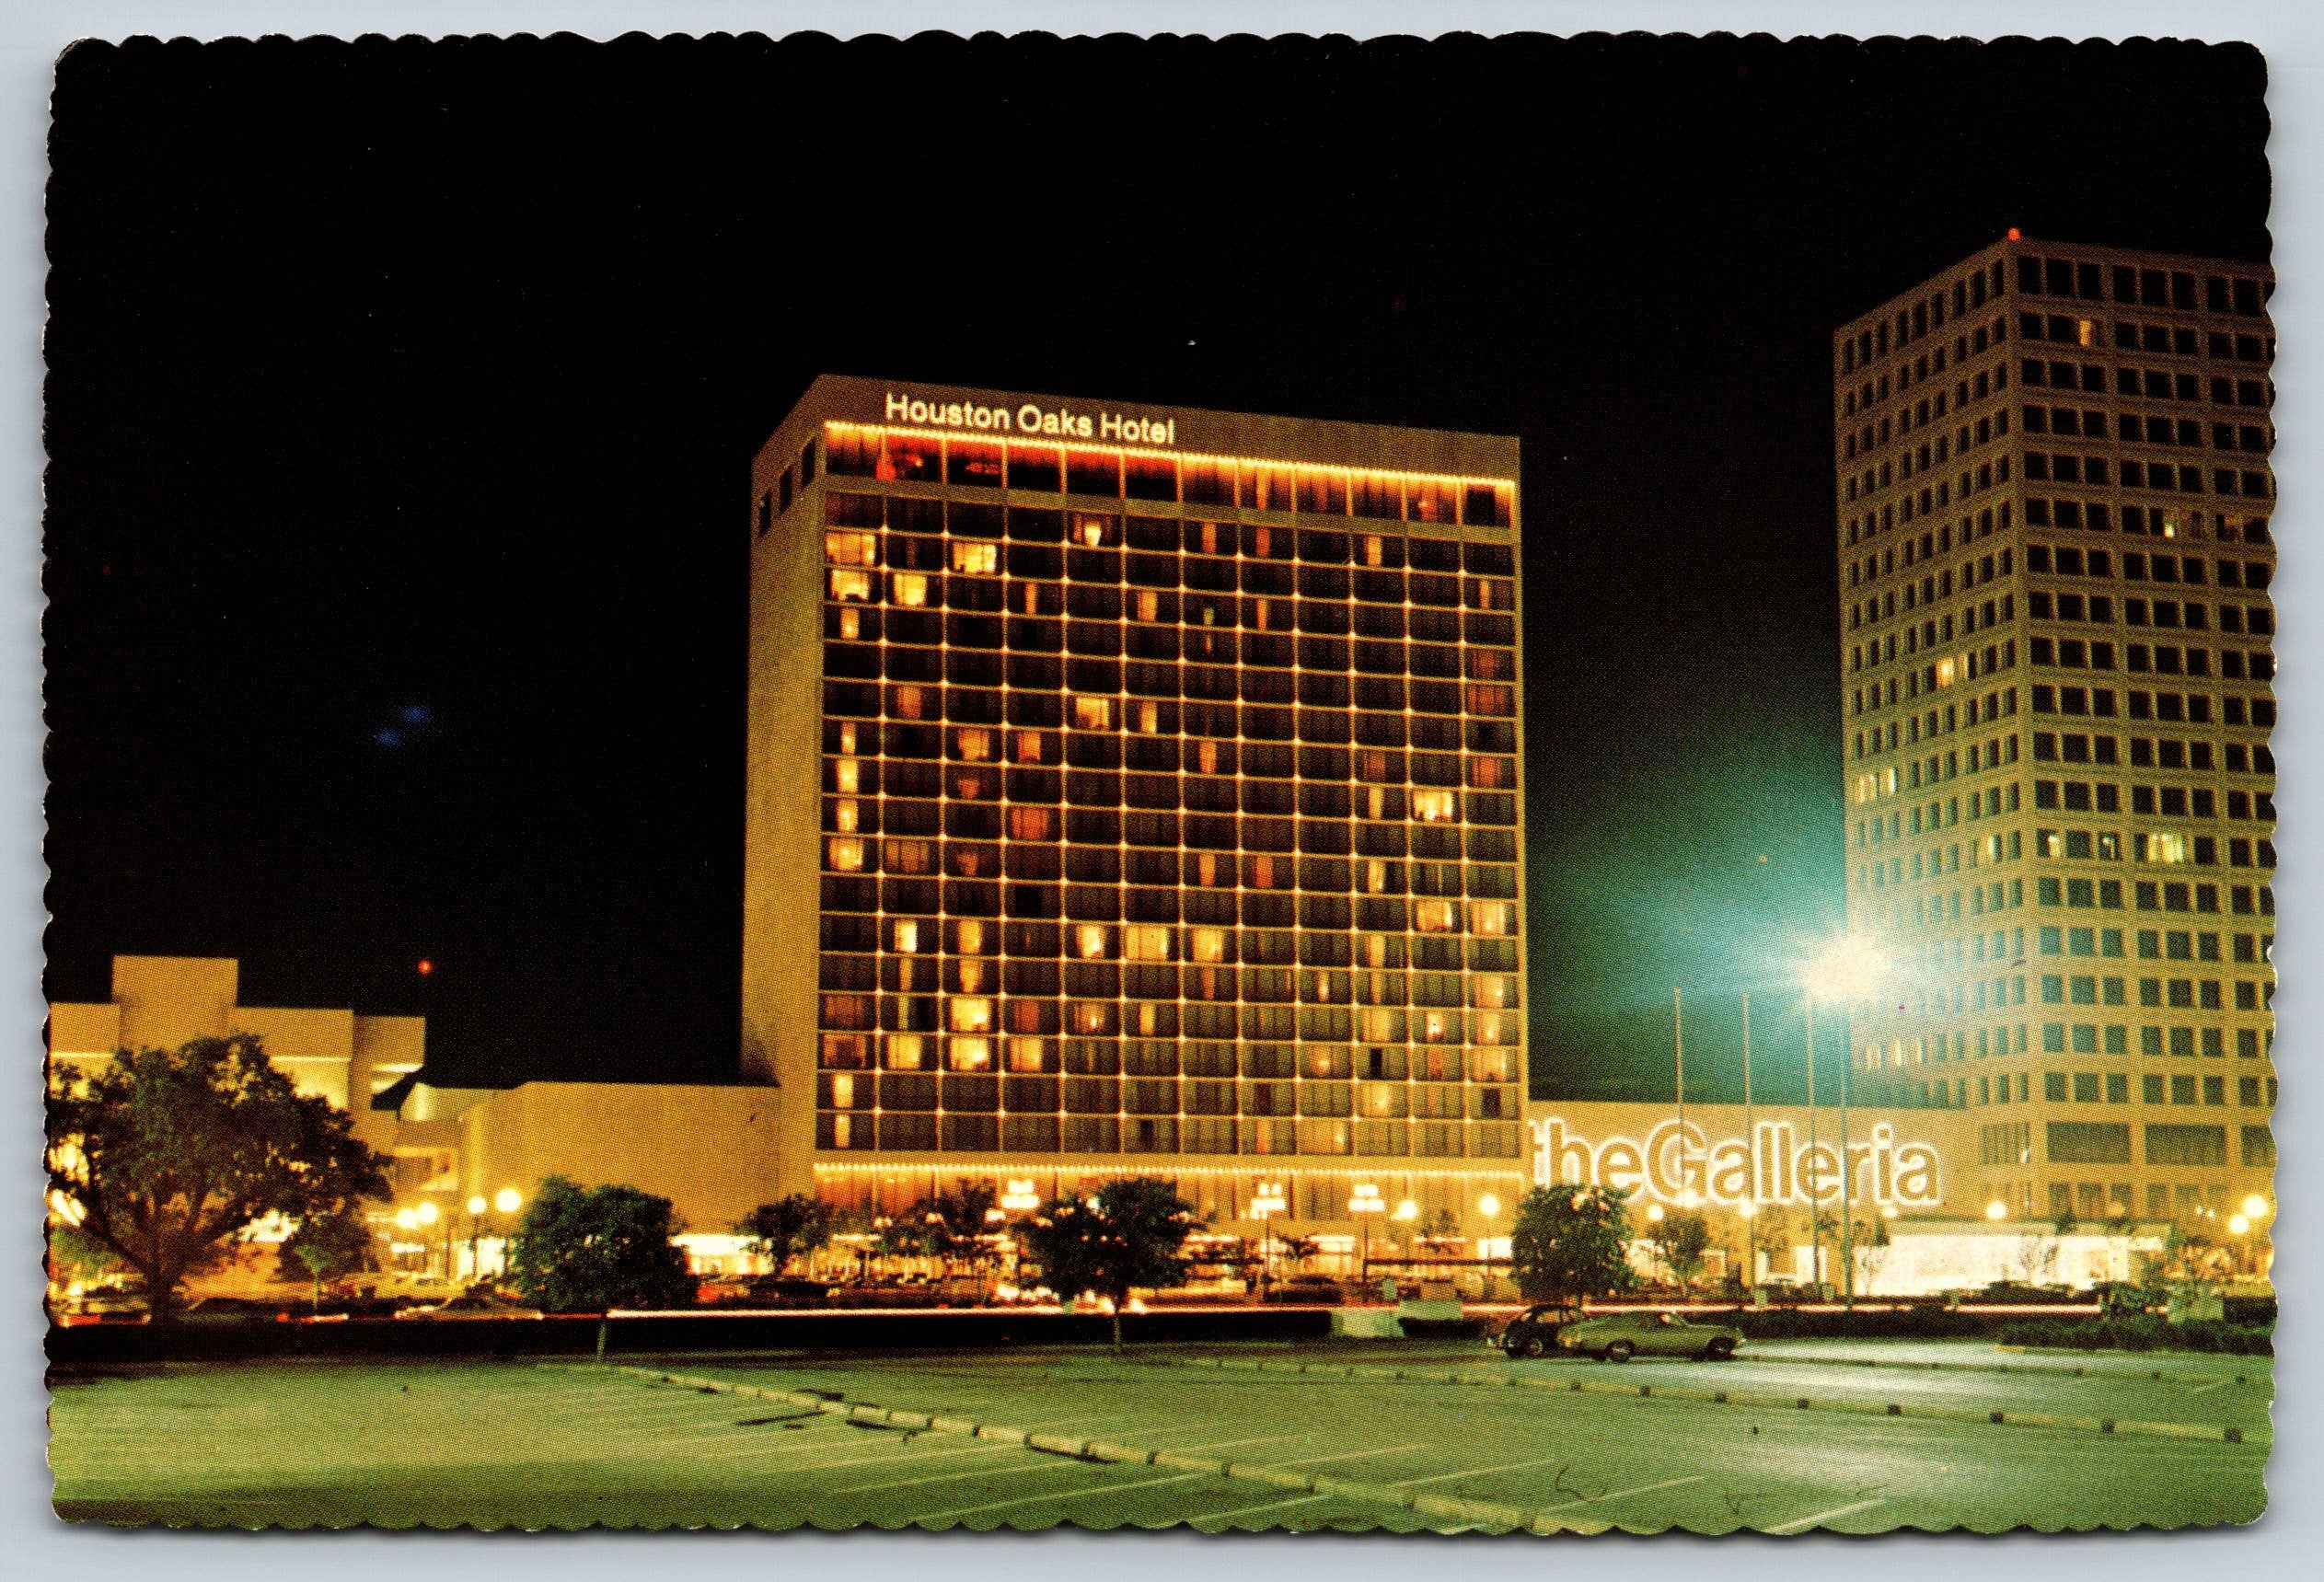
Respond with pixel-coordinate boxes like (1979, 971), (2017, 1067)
(1529, 1115), (1943, 1210)
(885, 389), (1179, 446)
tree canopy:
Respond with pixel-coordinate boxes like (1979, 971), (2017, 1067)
(507, 1176), (694, 1312)
(1647, 1207), (1712, 1289)
(1018, 1177), (1200, 1347)
(47, 1033), (392, 1322)
(734, 1194), (836, 1272)
(1509, 1184), (1639, 1304)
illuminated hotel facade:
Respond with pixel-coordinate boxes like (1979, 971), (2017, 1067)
(744, 376), (1530, 1236)
(1833, 238), (2277, 1241)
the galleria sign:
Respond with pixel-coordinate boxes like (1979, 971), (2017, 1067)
(1529, 1116), (1942, 1209)
(885, 389), (1178, 446)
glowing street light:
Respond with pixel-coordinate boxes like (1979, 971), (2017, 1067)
(1803, 933), (1886, 1307)
(1985, 1200), (2009, 1222)
(1478, 1194), (1502, 1284)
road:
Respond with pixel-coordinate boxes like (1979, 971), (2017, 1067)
(49, 1338), (2270, 1531)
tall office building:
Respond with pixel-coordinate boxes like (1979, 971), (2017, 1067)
(1833, 238), (2276, 1241)
(745, 376), (1529, 1236)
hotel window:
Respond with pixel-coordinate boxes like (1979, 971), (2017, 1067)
(1073, 695), (1116, 730)
(1414, 789), (1458, 823)
(948, 1036), (994, 1071)
(885, 1034), (927, 1070)
(829, 568), (874, 602)
(826, 530), (879, 566)
(949, 998), (995, 1034)
(952, 540), (1000, 575)
(1413, 899), (1459, 933)
(1125, 925), (1175, 962)
(826, 837), (866, 872)
(892, 573), (931, 607)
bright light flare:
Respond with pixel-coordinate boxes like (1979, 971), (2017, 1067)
(1803, 933), (1888, 1003)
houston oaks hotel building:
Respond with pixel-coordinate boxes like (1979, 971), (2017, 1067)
(1833, 239), (2277, 1234)
(744, 376), (1528, 1231)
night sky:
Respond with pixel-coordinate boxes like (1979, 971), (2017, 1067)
(42, 33), (2272, 1103)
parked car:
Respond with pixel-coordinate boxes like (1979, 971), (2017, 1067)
(179, 1295), (293, 1322)
(1556, 1310), (1743, 1363)
(747, 1276), (840, 1308)
(1495, 1302), (1581, 1357)
(392, 1292), (545, 1320)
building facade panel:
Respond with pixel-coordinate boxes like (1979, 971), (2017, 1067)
(1832, 238), (2275, 1242)
(746, 377), (1525, 1231)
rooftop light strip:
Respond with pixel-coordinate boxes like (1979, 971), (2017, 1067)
(822, 421), (1517, 495)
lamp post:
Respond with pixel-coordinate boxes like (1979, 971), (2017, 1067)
(1350, 1185), (1385, 1282)
(491, 1188), (523, 1279)
(1250, 1181), (1287, 1302)
(1393, 1198), (1419, 1278)
(1478, 1194), (1501, 1289)
(1804, 935), (1884, 1309)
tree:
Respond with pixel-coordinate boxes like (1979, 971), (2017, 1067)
(1017, 1177), (1200, 1348)
(1509, 1184), (1639, 1304)
(1648, 1208), (1712, 1289)
(46, 1034), (392, 1322)
(735, 1194), (835, 1274)
(274, 1205), (376, 1299)
(876, 1182), (1000, 1265)
(506, 1176), (694, 1312)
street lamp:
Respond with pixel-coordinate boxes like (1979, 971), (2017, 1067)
(1349, 1185), (1385, 1281)
(1478, 1194), (1501, 1288)
(1804, 933), (1885, 1308)
(1250, 1181), (1287, 1301)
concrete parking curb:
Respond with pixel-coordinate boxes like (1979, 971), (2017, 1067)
(1742, 1352), (2263, 1386)
(1132, 1354), (2261, 1445)
(542, 1364), (1610, 1533)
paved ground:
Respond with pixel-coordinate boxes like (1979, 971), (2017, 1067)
(49, 1338), (2271, 1532)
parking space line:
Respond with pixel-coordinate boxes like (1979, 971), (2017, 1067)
(1160, 1432), (1310, 1454)
(1193, 1492), (1335, 1524)
(732, 1443), (1002, 1475)
(1273, 1443), (1426, 1467)
(838, 1458), (1091, 1495)
(908, 1470), (1209, 1524)
(1537, 1474), (1706, 1511)
(1393, 1452), (1588, 1488)
(1765, 1496), (1886, 1534)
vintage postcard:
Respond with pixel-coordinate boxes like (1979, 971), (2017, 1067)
(41, 29), (2275, 1534)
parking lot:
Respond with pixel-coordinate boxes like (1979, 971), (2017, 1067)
(50, 1338), (2270, 1532)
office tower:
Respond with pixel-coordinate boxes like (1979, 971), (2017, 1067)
(744, 376), (1529, 1236)
(1833, 239), (2277, 1241)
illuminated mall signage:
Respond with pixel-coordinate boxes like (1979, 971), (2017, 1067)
(1528, 1116), (1942, 1210)
(885, 389), (1178, 446)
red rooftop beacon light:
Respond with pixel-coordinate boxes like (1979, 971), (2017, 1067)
(2006, 227), (2021, 241)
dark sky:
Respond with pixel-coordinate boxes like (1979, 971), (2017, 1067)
(42, 32), (2272, 1103)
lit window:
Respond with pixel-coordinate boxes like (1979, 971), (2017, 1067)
(892, 686), (926, 720)
(1469, 900), (1513, 935)
(892, 573), (930, 607)
(826, 531), (878, 566)
(1359, 1007), (1401, 1043)
(950, 998), (994, 1033)
(1197, 741), (1220, 775)
(838, 722), (857, 754)
(1135, 589), (1161, 621)
(893, 920), (919, 953)
(956, 728), (992, 761)
(885, 1035), (926, 1071)
(826, 837), (865, 872)
(1074, 514), (1111, 547)
(1133, 699), (1160, 733)
(1073, 1002), (1112, 1033)
(1125, 925), (1174, 961)
(954, 958), (989, 994)
(833, 799), (861, 833)
(1363, 535), (1385, 567)
(1016, 730), (1046, 764)
(951, 540), (999, 575)
(1421, 1010), (1456, 1043)
(885, 840), (932, 874)
(1077, 924), (1113, 960)
(829, 1074), (855, 1110)
(2144, 833), (2189, 864)
(1472, 976), (1516, 1010)
(1009, 805), (1054, 840)
(955, 919), (986, 954)
(831, 1114), (853, 1148)
(948, 1037), (993, 1071)
(838, 608), (861, 641)
(1414, 789), (1458, 823)
(829, 569), (873, 602)
(1196, 852), (1221, 887)
(1935, 657), (1957, 687)
(1007, 1038), (1046, 1073)
(1414, 899), (1459, 933)
(1074, 695), (1116, 730)
(1189, 928), (1229, 964)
